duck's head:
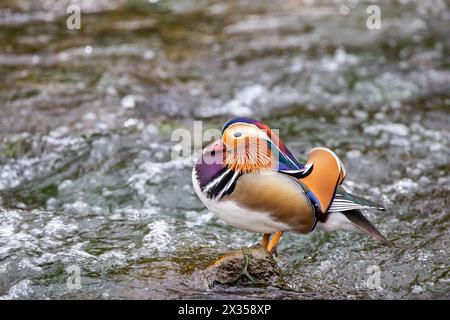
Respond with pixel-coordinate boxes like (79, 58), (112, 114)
(204, 117), (301, 173)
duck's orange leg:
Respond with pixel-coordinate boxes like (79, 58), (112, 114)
(267, 230), (283, 254)
(261, 233), (271, 248)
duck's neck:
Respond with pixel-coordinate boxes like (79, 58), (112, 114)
(195, 151), (242, 199)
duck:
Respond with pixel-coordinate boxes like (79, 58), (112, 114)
(192, 117), (391, 254)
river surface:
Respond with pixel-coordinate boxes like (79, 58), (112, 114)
(0, 0), (449, 299)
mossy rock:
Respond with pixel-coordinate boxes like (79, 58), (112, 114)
(190, 245), (286, 288)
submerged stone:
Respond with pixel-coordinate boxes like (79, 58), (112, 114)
(190, 245), (286, 288)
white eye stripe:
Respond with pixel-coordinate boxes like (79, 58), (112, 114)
(227, 123), (271, 140)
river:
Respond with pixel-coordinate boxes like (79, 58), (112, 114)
(0, 0), (449, 299)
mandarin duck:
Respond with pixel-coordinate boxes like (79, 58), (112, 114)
(192, 118), (391, 254)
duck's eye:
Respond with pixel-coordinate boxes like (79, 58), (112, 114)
(233, 131), (242, 138)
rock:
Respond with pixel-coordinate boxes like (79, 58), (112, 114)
(189, 245), (286, 288)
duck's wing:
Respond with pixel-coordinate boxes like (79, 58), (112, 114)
(225, 172), (316, 234)
(328, 187), (386, 213)
(298, 148), (346, 213)
(277, 147), (390, 244)
(277, 147), (385, 215)
(277, 147), (344, 213)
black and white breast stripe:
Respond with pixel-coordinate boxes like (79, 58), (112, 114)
(200, 168), (241, 200)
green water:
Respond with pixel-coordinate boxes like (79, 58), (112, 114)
(0, 0), (449, 299)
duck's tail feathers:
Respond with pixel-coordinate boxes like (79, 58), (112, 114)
(341, 209), (393, 246)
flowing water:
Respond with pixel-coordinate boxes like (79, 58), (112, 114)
(0, 0), (449, 299)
